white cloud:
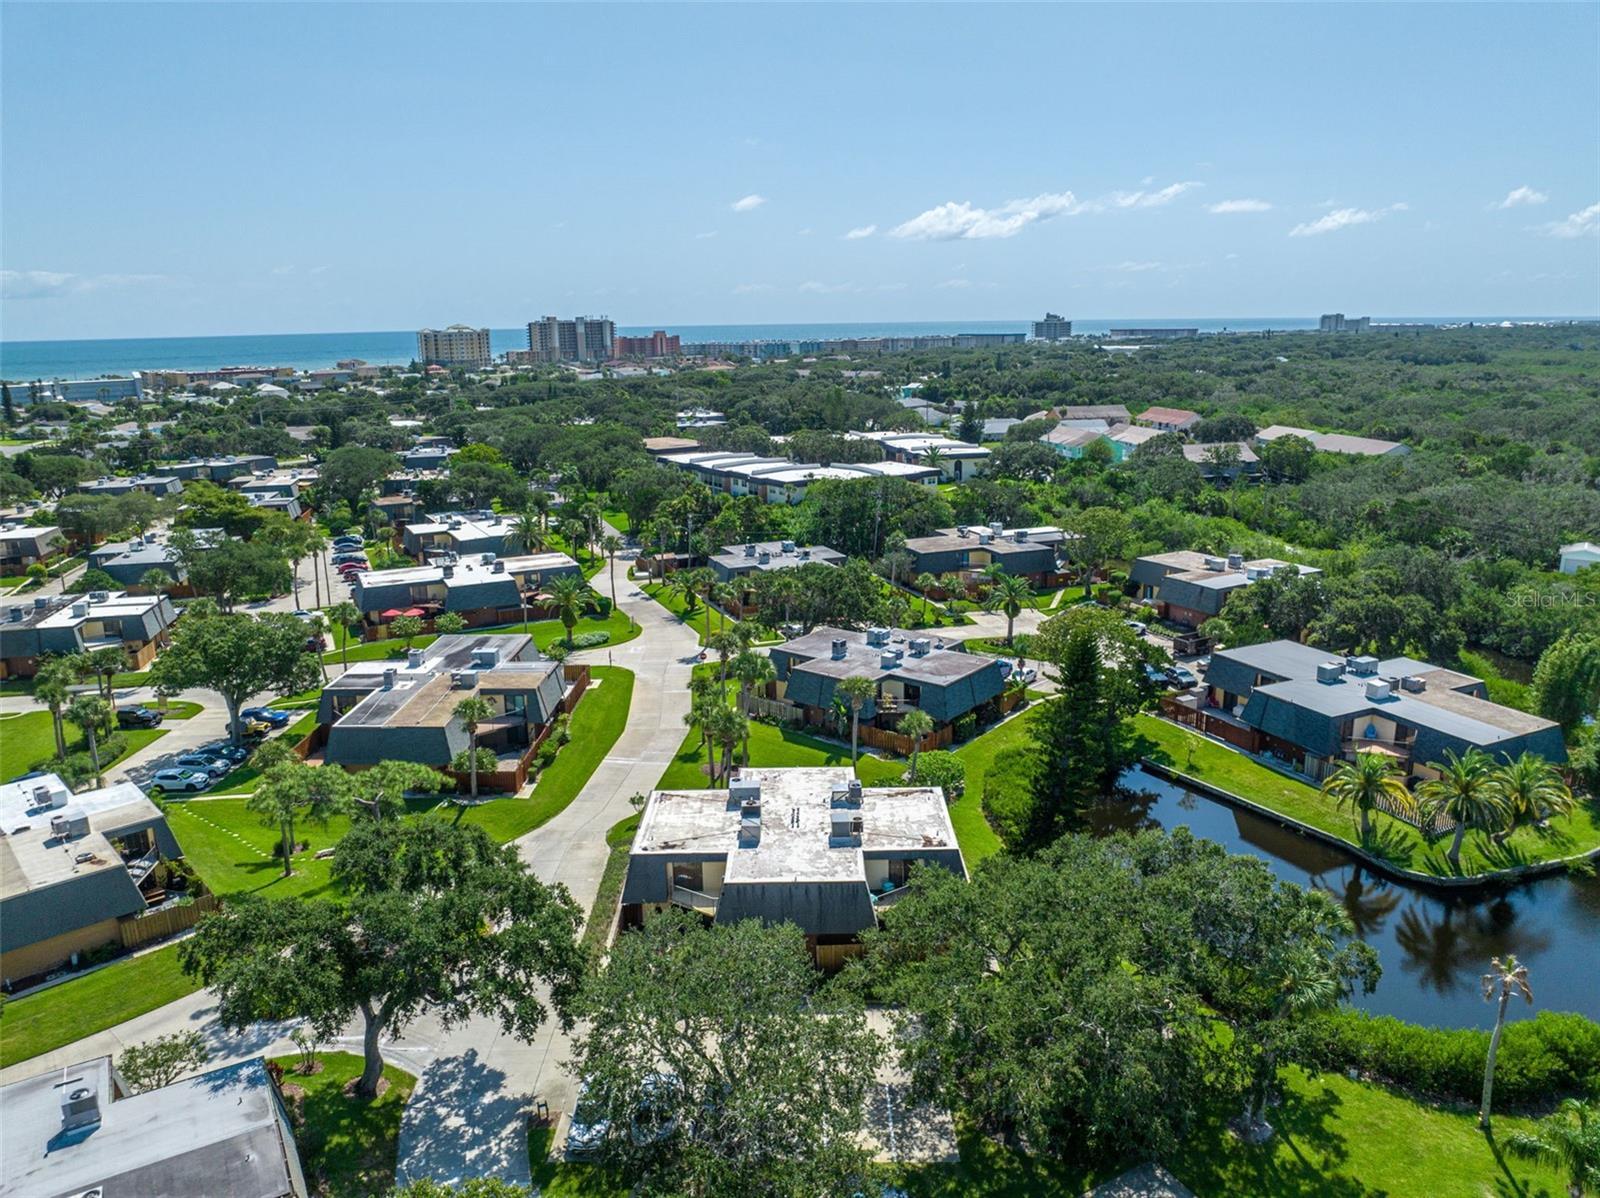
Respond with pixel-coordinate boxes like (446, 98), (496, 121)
(1, 269), (171, 299)
(733, 282), (775, 294)
(731, 194), (767, 212)
(1492, 185), (1549, 210)
(796, 227), (814, 236)
(936, 278), (972, 289)
(844, 224), (877, 240)
(270, 265), (296, 276)
(1208, 198), (1273, 214)
(694, 231), (719, 240)
(798, 280), (861, 294)
(1542, 201), (1600, 238)
(1107, 260), (1164, 272)
(890, 190), (1089, 241)
(1110, 181), (1201, 209)
(1288, 203), (1406, 237)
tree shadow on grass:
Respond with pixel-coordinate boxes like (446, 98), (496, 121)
(1484, 1126), (1558, 1198)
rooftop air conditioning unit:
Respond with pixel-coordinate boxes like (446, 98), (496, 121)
(867, 627), (890, 646)
(492, 560), (505, 573)
(781, 539), (795, 553)
(52, 810), (90, 839)
(58, 1078), (102, 1135)
(1348, 655), (1379, 676)
(407, 648), (426, 668)
(831, 639), (848, 660)
(442, 565), (455, 579)
(8, 606), (22, 623)
(482, 552), (496, 565)
(452, 669), (478, 689)
(34, 596), (50, 609)
(1401, 675), (1427, 693)
(1365, 678), (1393, 701)
(1316, 661), (1346, 684)
(957, 525), (970, 538)
(1227, 552), (1244, 570)
(989, 522), (1004, 536)
(1014, 528), (1029, 542)
(382, 668), (397, 690)
(910, 637), (931, 656)
(880, 651), (897, 669)
(1204, 556), (1226, 571)
(70, 603), (88, 618)
(472, 647), (499, 669)
(744, 543), (757, 557)
(89, 591), (109, 603)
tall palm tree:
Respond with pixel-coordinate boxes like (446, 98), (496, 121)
(509, 509), (546, 556)
(731, 651), (776, 765)
(982, 570), (1033, 645)
(1494, 752), (1575, 837)
(915, 572), (938, 623)
(601, 533), (623, 615)
(328, 600), (360, 672)
(921, 445), (946, 479)
(1506, 1098), (1600, 1198)
(1242, 946), (1344, 1134)
(836, 675), (878, 767)
(547, 574), (596, 649)
(1419, 748), (1511, 871)
(304, 528), (329, 610)
(452, 695), (497, 803)
(704, 703), (747, 788)
(1320, 752), (1415, 842)
(84, 645), (128, 702)
(33, 658), (74, 759)
(1479, 955), (1533, 1130)
(529, 489), (551, 533)
(65, 695), (111, 787)
(898, 708), (935, 781)
(707, 629), (741, 687)
(685, 674), (723, 767)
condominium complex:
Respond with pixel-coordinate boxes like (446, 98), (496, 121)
(526, 315), (616, 363)
(1032, 312), (1073, 341)
(614, 330), (681, 358)
(1318, 313), (1372, 333)
(417, 325), (493, 368)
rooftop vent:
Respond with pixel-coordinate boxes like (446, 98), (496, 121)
(831, 638), (848, 660)
(744, 543), (757, 557)
(407, 648), (426, 669)
(729, 774), (761, 807)
(1227, 552), (1244, 570)
(58, 1077), (102, 1135)
(909, 637), (932, 657)
(382, 668), (397, 690)
(1365, 678), (1393, 701)
(472, 647), (500, 669)
(452, 669), (478, 689)
(1401, 675), (1427, 693)
(1316, 661), (1346, 684)
(781, 539), (795, 553)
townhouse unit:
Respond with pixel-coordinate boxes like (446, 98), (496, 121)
(402, 444), (458, 470)
(847, 430), (991, 481)
(770, 625), (1006, 741)
(166, 454), (280, 483)
(657, 450), (938, 504)
(75, 473), (185, 499)
(903, 523), (1071, 587)
(349, 552), (580, 633)
(227, 466), (319, 501)
(1134, 406), (1202, 435)
(1103, 423), (1165, 461)
(1559, 541), (1600, 574)
(1042, 424), (1106, 458)
(1254, 425), (1410, 458)
(1130, 550), (1320, 629)
(86, 534), (185, 589)
(1, 774), (186, 981)
(1027, 403), (1132, 428)
(1181, 441), (1261, 482)
(400, 510), (524, 560)
(317, 634), (574, 790)
(709, 540), (845, 616)
(1197, 640), (1566, 782)
(0, 522), (63, 569)
(620, 767), (966, 967)
(0, 590), (177, 679)
(1, 1054), (307, 1198)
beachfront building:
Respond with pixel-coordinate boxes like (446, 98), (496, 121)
(1130, 550), (1320, 629)
(620, 767), (966, 967)
(417, 325), (493, 368)
(526, 315), (616, 364)
(1031, 312), (1073, 341)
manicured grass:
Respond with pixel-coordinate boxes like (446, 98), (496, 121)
(1134, 713), (1600, 880)
(581, 812), (642, 958)
(601, 508), (631, 534)
(941, 704), (1044, 863)
(0, 709), (167, 776)
(270, 1051), (416, 1198)
(459, 667), (634, 843)
(162, 798), (380, 901)
(656, 717), (899, 790)
(638, 579), (728, 645)
(158, 700), (203, 719)
(0, 943), (200, 1069)
(321, 609), (638, 664)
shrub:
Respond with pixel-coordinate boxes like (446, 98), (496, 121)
(904, 751), (966, 801)
(1307, 1009), (1600, 1106)
(592, 595), (613, 618)
(568, 631), (611, 649)
(981, 747), (1038, 844)
(67, 568), (120, 595)
(953, 713), (977, 743)
(544, 643), (570, 662)
(536, 740), (560, 769)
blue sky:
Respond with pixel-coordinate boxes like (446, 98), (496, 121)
(2, 2), (1597, 339)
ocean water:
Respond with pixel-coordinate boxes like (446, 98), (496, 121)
(0, 316), (1571, 380)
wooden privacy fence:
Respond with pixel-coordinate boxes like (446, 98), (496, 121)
(859, 722), (954, 758)
(119, 893), (221, 949)
(746, 696), (802, 723)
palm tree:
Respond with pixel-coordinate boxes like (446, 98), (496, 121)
(65, 695), (112, 787)
(33, 658), (74, 759)
(529, 489), (551, 533)
(601, 534), (623, 615)
(303, 528), (329, 610)
(704, 704), (747, 787)
(1479, 955), (1533, 1129)
(509, 509), (546, 557)
(939, 572), (965, 609)
(84, 645), (128, 702)
(328, 600), (360, 671)
(898, 708), (936, 781)
(921, 445), (946, 479)
(915, 572), (938, 622)
(730, 651), (776, 764)
(707, 629), (741, 687)
(579, 500), (604, 561)
(1505, 1098), (1600, 1198)
(1494, 752), (1575, 837)
(559, 517), (589, 566)
(685, 673), (723, 767)
(1242, 946), (1345, 1136)
(452, 695), (497, 803)
(1419, 749), (1511, 871)
(1320, 752), (1415, 842)
(547, 574), (596, 649)
(390, 614), (424, 651)
(982, 570), (1033, 645)
(836, 675), (878, 767)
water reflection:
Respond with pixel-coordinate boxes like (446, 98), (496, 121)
(1099, 767), (1599, 1027)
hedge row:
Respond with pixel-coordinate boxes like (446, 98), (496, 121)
(1309, 1009), (1600, 1106)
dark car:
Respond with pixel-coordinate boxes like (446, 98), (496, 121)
(241, 706), (292, 728)
(331, 553), (369, 566)
(198, 741), (249, 764)
(116, 705), (164, 729)
(1142, 664), (1170, 688)
(1166, 665), (1199, 690)
(332, 536), (364, 549)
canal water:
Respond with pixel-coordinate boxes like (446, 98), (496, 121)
(1100, 767), (1600, 1028)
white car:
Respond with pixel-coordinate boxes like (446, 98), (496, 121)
(149, 767), (215, 794)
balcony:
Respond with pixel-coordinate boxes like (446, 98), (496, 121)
(669, 884), (720, 917)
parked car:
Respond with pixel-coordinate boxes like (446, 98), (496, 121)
(331, 536), (363, 549)
(1010, 662), (1038, 685)
(995, 659), (1014, 680)
(241, 706), (292, 728)
(198, 741), (249, 764)
(1124, 619), (1148, 636)
(239, 717), (272, 738)
(116, 705), (164, 729)
(1166, 665), (1199, 689)
(149, 767), (215, 794)
(566, 1073), (682, 1160)
(175, 751), (231, 772)
(331, 553), (369, 566)
(1143, 663), (1170, 688)
(336, 561), (366, 576)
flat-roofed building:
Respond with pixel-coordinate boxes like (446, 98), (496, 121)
(1130, 549), (1320, 629)
(400, 510), (522, 560)
(1198, 641), (1565, 782)
(318, 634), (572, 790)
(0, 590), (177, 679)
(0, 523), (63, 569)
(1031, 312), (1073, 341)
(86, 533), (190, 589)
(526, 315), (615, 364)
(417, 324), (492, 368)
(847, 430), (991, 481)
(349, 551), (580, 632)
(0, 774), (185, 981)
(1181, 441), (1261, 482)
(1134, 406), (1202, 435)
(167, 454), (279, 483)
(903, 523), (1071, 586)
(76, 473), (184, 498)
(1107, 327), (1199, 341)
(621, 767), (965, 965)
(709, 540), (845, 616)
(1254, 425), (1410, 458)
(0, 1054), (307, 1198)
(657, 451), (938, 504)
(228, 466), (319, 500)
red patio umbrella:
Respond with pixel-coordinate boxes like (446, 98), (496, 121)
(380, 608), (405, 619)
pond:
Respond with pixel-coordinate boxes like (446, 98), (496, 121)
(1099, 767), (1600, 1028)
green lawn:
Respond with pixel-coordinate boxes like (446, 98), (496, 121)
(458, 666), (634, 843)
(581, 812), (642, 958)
(656, 717), (902, 790)
(637, 579), (730, 646)
(1134, 713), (1600, 881)
(0, 944), (200, 1069)
(159, 700), (203, 719)
(321, 609), (639, 664)
(0, 709), (167, 777)
(271, 1052), (416, 1198)
(601, 508), (631, 533)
